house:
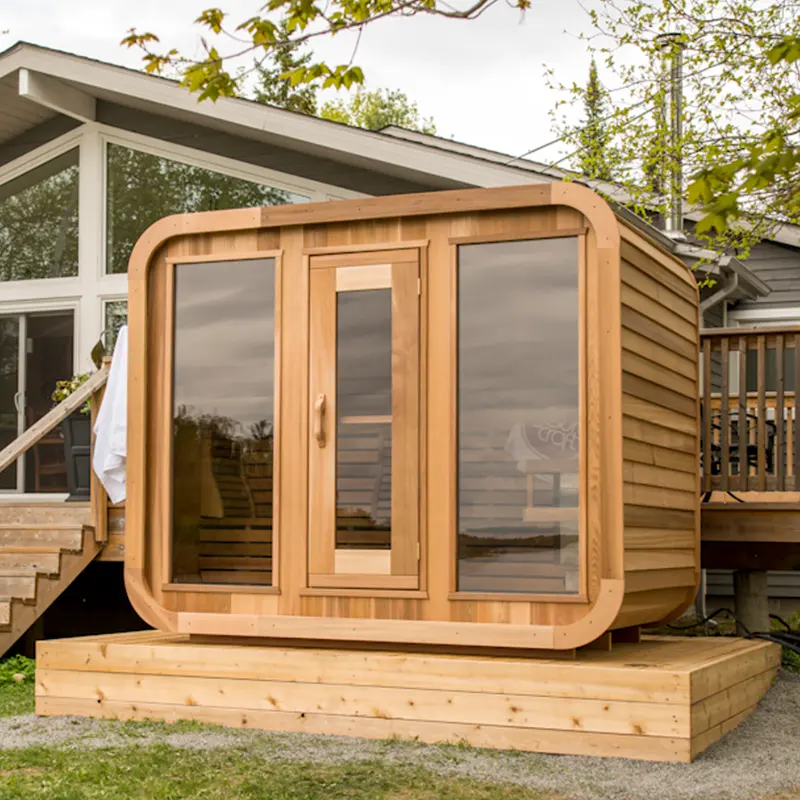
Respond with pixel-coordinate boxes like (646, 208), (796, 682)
(0, 41), (797, 654)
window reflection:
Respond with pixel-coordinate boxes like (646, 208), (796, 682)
(457, 237), (580, 595)
(106, 144), (308, 274)
(172, 259), (275, 585)
(0, 150), (79, 281)
(336, 290), (392, 549)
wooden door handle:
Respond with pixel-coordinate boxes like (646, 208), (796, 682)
(314, 393), (327, 448)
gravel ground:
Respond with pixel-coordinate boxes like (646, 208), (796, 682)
(3, 670), (798, 800)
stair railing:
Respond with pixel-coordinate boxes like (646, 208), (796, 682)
(0, 365), (109, 480)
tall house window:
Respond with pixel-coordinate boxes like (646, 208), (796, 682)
(105, 144), (308, 274)
(172, 259), (276, 586)
(0, 149), (79, 281)
(457, 237), (580, 595)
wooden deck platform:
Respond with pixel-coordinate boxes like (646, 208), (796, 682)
(35, 631), (781, 763)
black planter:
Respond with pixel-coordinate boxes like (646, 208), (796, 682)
(63, 412), (91, 502)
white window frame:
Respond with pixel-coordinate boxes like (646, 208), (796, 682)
(0, 120), (369, 377)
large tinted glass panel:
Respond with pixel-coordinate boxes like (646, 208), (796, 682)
(106, 144), (308, 274)
(0, 150), (79, 281)
(172, 259), (275, 585)
(457, 237), (580, 595)
(336, 290), (392, 549)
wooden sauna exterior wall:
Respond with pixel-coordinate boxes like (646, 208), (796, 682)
(613, 222), (701, 630)
(124, 184), (699, 650)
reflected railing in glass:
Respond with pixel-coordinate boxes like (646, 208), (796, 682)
(171, 258), (276, 586)
(335, 289), (392, 551)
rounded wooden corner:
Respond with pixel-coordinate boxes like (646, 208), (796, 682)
(652, 579), (702, 628)
(550, 182), (621, 250)
(124, 566), (178, 632)
(127, 208), (262, 281)
(552, 579), (626, 649)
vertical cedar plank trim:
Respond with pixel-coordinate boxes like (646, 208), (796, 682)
(390, 259), (421, 578)
(307, 267), (337, 576)
(719, 338), (729, 492)
(739, 337), (748, 492)
(776, 334), (785, 491)
(702, 338), (712, 494)
(757, 335), (766, 491)
(795, 332), (800, 490)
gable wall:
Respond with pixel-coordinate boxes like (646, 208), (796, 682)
(96, 102), (448, 198)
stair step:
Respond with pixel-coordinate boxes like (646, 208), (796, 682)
(0, 503), (91, 525)
(0, 527), (84, 550)
(0, 571), (37, 600)
(0, 551), (60, 574)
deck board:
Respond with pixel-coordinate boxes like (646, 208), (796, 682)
(35, 632), (780, 763)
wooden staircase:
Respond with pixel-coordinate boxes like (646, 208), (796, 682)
(0, 502), (102, 656)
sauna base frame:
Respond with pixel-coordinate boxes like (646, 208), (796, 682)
(35, 631), (780, 763)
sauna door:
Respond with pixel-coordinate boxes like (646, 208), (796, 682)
(308, 249), (420, 590)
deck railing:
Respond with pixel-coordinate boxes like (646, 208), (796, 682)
(701, 326), (800, 493)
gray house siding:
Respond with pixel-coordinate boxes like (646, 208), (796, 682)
(737, 241), (800, 311)
(705, 243), (800, 611)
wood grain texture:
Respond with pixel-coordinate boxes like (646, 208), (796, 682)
(616, 229), (700, 632)
(124, 183), (700, 649)
(36, 631), (779, 763)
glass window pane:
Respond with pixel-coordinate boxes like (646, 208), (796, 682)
(106, 144), (309, 274)
(0, 317), (19, 490)
(0, 150), (79, 281)
(457, 237), (580, 595)
(104, 300), (128, 353)
(172, 259), (275, 585)
(336, 290), (392, 549)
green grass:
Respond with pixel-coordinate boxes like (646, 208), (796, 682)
(0, 746), (556, 800)
(0, 656), (35, 717)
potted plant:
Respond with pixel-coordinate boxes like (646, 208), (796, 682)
(52, 373), (93, 502)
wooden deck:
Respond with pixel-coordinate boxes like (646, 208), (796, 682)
(35, 631), (780, 763)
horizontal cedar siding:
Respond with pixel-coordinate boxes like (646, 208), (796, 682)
(619, 238), (699, 608)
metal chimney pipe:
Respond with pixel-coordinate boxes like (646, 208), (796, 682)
(656, 32), (686, 238)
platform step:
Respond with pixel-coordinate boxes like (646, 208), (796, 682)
(34, 632), (782, 764)
(0, 503), (91, 526)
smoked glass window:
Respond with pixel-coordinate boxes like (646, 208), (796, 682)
(106, 144), (308, 274)
(336, 290), (392, 550)
(0, 149), (79, 281)
(457, 237), (580, 595)
(171, 259), (275, 585)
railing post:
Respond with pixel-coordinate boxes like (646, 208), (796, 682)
(90, 356), (112, 545)
(775, 334), (785, 491)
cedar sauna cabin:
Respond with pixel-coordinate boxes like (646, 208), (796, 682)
(36, 183), (781, 763)
(124, 181), (703, 645)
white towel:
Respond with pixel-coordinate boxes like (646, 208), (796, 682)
(92, 326), (128, 504)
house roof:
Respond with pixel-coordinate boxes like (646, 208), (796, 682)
(0, 41), (783, 300)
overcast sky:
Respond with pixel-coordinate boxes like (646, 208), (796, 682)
(1, 0), (605, 162)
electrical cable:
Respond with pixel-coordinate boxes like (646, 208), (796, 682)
(666, 607), (800, 663)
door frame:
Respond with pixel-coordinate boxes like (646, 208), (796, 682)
(307, 248), (422, 591)
(0, 306), (77, 495)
